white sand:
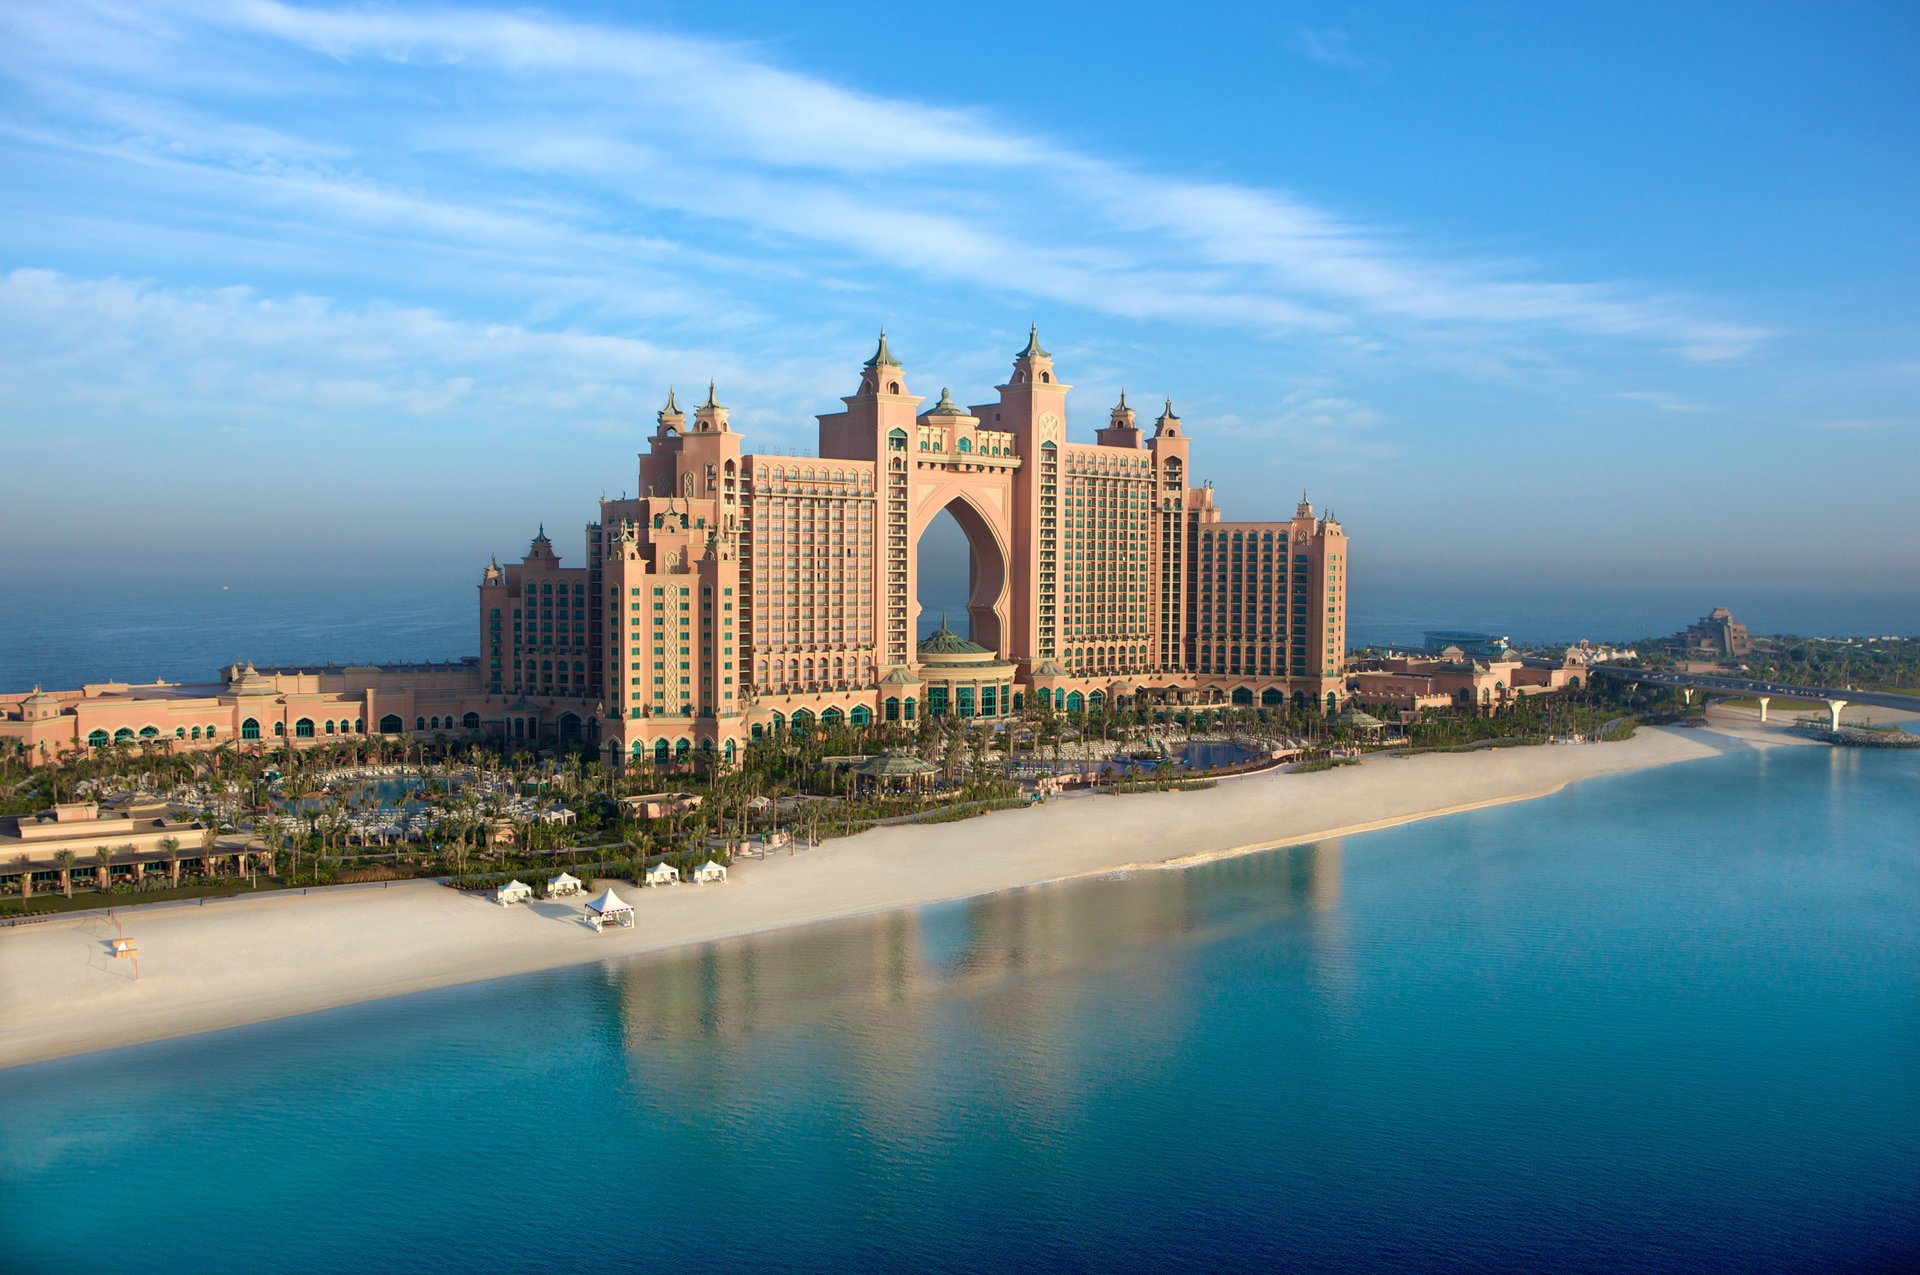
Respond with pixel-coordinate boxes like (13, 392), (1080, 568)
(0, 717), (1818, 1069)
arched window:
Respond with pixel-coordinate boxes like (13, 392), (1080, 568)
(415, 716), (426, 730)
(957, 437), (972, 453)
(88, 729), (109, 748)
(295, 718), (315, 738)
(1066, 692), (1084, 713)
(463, 712), (480, 730)
(380, 714), (403, 734)
(724, 739), (736, 763)
(176, 727), (187, 739)
(903, 697), (916, 721)
(324, 720), (335, 735)
(656, 739), (671, 765)
(888, 428), (907, 451)
(850, 705), (872, 726)
(675, 738), (691, 760)
(885, 696), (900, 722)
(206, 725), (217, 740)
(821, 707), (843, 726)
(138, 725), (159, 739)
(274, 721), (285, 736)
(887, 380), (900, 393)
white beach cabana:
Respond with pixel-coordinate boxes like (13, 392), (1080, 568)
(643, 863), (680, 887)
(546, 871), (583, 897)
(585, 887), (634, 930)
(692, 860), (728, 884)
(494, 879), (533, 906)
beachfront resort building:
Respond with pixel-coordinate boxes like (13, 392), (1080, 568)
(2, 331), (1348, 769)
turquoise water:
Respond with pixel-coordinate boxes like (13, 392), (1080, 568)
(3, 740), (1917, 1272)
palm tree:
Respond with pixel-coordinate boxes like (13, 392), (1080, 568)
(159, 835), (181, 888)
(93, 844), (113, 893)
(54, 849), (77, 898)
(9, 853), (31, 901)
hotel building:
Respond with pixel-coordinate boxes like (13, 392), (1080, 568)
(4, 331), (1347, 768)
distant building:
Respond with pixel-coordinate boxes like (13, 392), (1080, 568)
(1676, 607), (1753, 659)
(1349, 653), (1586, 715)
(1422, 630), (1513, 660)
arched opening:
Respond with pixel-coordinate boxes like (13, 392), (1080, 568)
(1262, 689), (1284, 707)
(558, 712), (582, 741)
(463, 712), (480, 730)
(1066, 691), (1084, 713)
(88, 729), (109, 748)
(294, 718), (315, 738)
(916, 496), (1009, 653)
(379, 714), (402, 734)
(850, 705), (871, 727)
(655, 739), (671, 765)
(1232, 687), (1254, 706)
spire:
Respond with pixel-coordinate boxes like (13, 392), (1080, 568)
(864, 328), (901, 369)
(702, 379), (723, 410)
(1296, 491), (1313, 518)
(1018, 324), (1050, 360)
(1118, 388), (1128, 409)
(657, 386), (685, 429)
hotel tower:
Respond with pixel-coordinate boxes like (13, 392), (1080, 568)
(477, 330), (1347, 767)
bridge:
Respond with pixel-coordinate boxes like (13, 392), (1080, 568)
(1592, 666), (1920, 730)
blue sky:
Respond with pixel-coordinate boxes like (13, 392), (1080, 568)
(1, 0), (1915, 593)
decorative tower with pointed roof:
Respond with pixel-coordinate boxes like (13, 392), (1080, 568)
(1008, 324), (1056, 386)
(856, 329), (909, 397)
(1097, 388), (1141, 448)
(1152, 398), (1183, 438)
(694, 380), (729, 432)
(657, 387), (685, 433)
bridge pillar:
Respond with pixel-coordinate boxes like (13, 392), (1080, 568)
(1826, 700), (1848, 732)
(1756, 696), (1770, 724)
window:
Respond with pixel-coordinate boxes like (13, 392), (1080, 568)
(295, 718), (315, 738)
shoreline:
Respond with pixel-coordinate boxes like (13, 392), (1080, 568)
(0, 714), (1848, 1070)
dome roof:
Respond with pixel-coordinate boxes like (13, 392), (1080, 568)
(917, 620), (990, 658)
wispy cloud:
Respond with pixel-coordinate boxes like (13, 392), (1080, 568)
(1285, 26), (1384, 75)
(0, 0), (1769, 369)
(1617, 391), (1709, 413)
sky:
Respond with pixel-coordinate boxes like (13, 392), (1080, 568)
(1, 0), (1916, 597)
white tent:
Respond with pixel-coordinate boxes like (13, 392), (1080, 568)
(692, 860), (728, 884)
(547, 871), (583, 897)
(495, 879), (533, 906)
(585, 887), (634, 930)
(643, 863), (680, 887)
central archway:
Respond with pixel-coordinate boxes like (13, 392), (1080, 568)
(913, 494), (1009, 654)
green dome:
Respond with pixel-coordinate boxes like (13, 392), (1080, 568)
(918, 620), (990, 657)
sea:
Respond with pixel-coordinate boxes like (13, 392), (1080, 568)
(2, 738), (1916, 1272)
(3, 578), (1916, 693)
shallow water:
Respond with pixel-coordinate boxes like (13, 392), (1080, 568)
(2, 741), (1917, 1273)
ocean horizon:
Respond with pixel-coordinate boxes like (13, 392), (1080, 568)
(5, 577), (1915, 694)
(4, 741), (1916, 1273)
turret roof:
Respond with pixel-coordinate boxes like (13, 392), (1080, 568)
(925, 387), (967, 418)
(864, 329), (901, 369)
(1016, 324), (1050, 361)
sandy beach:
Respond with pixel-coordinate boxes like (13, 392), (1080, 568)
(0, 710), (1875, 1070)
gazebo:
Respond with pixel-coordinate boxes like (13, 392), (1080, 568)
(546, 871), (583, 897)
(643, 862), (680, 887)
(692, 860), (728, 884)
(494, 879), (533, 906)
(586, 887), (634, 930)
(853, 751), (938, 794)
(1331, 708), (1388, 739)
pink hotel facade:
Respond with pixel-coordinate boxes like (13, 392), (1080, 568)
(3, 333), (1347, 768)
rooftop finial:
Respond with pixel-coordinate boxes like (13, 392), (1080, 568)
(703, 378), (720, 409)
(663, 385), (679, 413)
(1118, 388), (1128, 408)
(865, 328), (901, 369)
(1017, 324), (1050, 360)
